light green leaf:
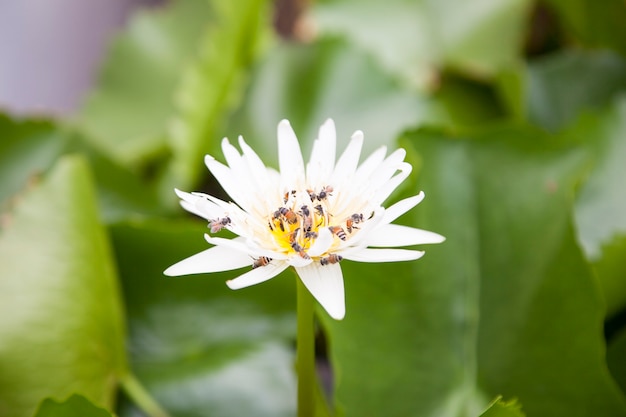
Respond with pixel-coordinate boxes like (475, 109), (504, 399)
(0, 156), (127, 417)
(76, 0), (212, 165)
(479, 397), (525, 417)
(310, 0), (533, 89)
(161, 0), (271, 197)
(110, 219), (297, 417)
(33, 394), (114, 417)
(321, 126), (626, 416)
(572, 96), (626, 315)
(226, 38), (446, 167)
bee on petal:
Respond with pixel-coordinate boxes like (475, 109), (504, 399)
(346, 213), (364, 233)
(320, 254), (343, 266)
(328, 225), (347, 241)
(209, 217), (231, 233)
(317, 185), (333, 201)
(252, 256), (272, 269)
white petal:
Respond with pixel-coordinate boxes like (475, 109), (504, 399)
(372, 162), (413, 205)
(364, 224), (446, 247)
(288, 256), (314, 267)
(226, 262), (289, 290)
(382, 193), (425, 224)
(307, 119), (336, 186)
(342, 248), (425, 263)
(204, 235), (288, 260)
(205, 155), (252, 212)
(366, 148), (407, 192)
(307, 227), (333, 257)
(331, 130), (364, 183)
(296, 262), (345, 320)
(354, 145), (387, 179)
(164, 245), (251, 276)
(175, 189), (211, 219)
(278, 120), (305, 187)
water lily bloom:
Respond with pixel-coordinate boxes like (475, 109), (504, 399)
(164, 119), (444, 320)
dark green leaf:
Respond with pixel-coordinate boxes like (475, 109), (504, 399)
(0, 116), (71, 207)
(526, 50), (626, 130)
(33, 394), (114, 417)
(0, 156), (127, 417)
(75, 0), (213, 165)
(544, 0), (626, 54)
(608, 327), (626, 396)
(321, 126), (626, 416)
(110, 219), (297, 417)
(0, 114), (163, 223)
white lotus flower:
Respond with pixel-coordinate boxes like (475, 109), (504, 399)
(164, 119), (444, 320)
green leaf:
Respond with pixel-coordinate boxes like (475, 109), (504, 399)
(0, 156), (127, 417)
(75, 0), (213, 165)
(0, 115), (71, 206)
(479, 397), (525, 417)
(33, 394), (114, 417)
(310, 0), (533, 88)
(525, 50), (626, 130)
(608, 327), (626, 396)
(0, 114), (163, 223)
(321, 126), (626, 416)
(544, 0), (626, 55)
(160, 0), (270, 197)
(226, 38), (446, 167)
(572, 96), (626, 315)
(110, 219), (297, 417)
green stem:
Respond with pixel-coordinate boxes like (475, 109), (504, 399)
(120, 373), (172, 417)
(297, 277), (316, 417)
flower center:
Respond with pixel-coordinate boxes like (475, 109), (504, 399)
(267, 185), (364, 261)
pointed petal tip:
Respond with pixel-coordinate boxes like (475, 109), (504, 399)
(351, 130), (364, 140)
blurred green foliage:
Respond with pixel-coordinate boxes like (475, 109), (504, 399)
(1, 0), (625, 416)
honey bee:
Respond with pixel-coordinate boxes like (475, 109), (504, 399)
(283, 190), (296, 204)
(314, 204), (324, 216)
(274, 207), (298, 224)
(300, 205), (313, 231)
(209, 217), (231, 233)
(305, 230), (318, 239)
(320, 254), (343, 266)
(306, 189), (317, 201)
(317, 185), (333, 201)
(289, 228), (301, 245)
(328, 225), (347, 241)
(346, 213), (364, 233)
(252, 256), (272, 269)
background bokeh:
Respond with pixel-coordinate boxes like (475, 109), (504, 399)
(1, 1), (625, 416)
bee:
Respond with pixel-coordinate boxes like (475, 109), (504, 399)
(252, 256), (272, 269)
(305, 230), (318, 239)
(346, 213), (364, 233)
(314, 204), (324, 216)
(317, 185), (333, 201)
(289, 228), (301, 245)
(274, 207), (298, 224)
(283, 190), (296, 204)
(300, 205), (313, 231)
(320, 254), (343, 266)
(306, 189), (317, 201)
(328, 225), (347, 241)
(209, 217), (231, 233)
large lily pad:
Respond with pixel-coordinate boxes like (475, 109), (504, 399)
(0, 156), (127, 417)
